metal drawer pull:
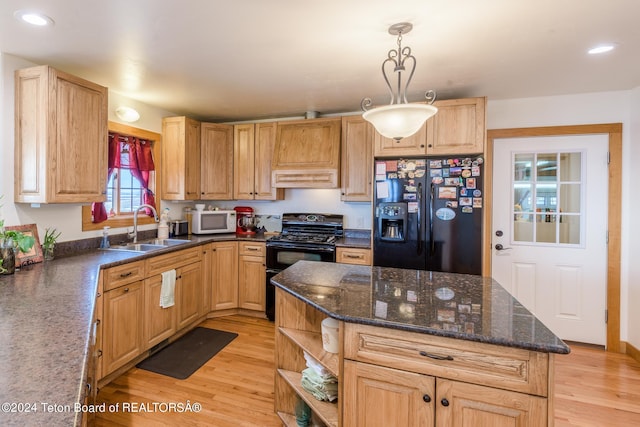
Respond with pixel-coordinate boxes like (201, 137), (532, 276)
(119, 272), (133, 278)
(419, 350), (454, 361)
(247, 247), (259, 251)
(346, 254), (362, 258)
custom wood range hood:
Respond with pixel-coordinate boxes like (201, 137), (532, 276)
(271, 117), (341, 188)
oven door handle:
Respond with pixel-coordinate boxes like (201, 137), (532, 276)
(266, 269), (282, 275)
(266, 243), (337, 253)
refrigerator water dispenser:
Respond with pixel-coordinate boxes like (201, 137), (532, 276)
(377, 202), (408, 242)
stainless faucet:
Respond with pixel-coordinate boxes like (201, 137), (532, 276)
(129, 204), (159, 243)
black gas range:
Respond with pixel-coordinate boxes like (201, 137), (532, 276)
(265, 213), (344, 320)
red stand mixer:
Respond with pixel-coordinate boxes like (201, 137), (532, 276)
(234, 206), (258, 235)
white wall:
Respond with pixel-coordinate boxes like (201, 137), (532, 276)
(487, 91), (637, 350)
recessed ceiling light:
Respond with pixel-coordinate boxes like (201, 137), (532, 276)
(14, 10), (54, 26)
(588, 44), (616, 55)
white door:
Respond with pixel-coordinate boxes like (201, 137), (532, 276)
(492, 135), (608, 345)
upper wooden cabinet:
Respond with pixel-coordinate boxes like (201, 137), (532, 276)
(14, 65), (108, 203)
(374, 120), (430, 157)
(272, 117), (341, 188)
(161, 116), (201, 200)
(374, 97), (486, 157)
(201, 123), (234, 200)
(341, 116), (373, 201)
(427, 97), (486, 155)
(234, 123), (284, 200)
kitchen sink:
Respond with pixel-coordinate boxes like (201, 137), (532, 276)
(106, 238), (191, 253)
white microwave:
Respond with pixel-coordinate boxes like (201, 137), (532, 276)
(191, 210), (236, 234)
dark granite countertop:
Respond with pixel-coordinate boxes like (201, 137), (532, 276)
(271, 261), (570, 355)
(0, 232), (264, 426)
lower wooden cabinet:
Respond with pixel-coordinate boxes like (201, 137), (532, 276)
(435, 379), (546, 427)
(336, 247), (371, 265)
(238, 242), (266, 311)
(210, 241), (239, 310)
(102, 280), (145, 375)
(144, 275), (176, 349)
(176, 261), (203, 329)
(343, 360), (434, 427)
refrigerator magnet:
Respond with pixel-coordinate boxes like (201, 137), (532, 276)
(460, 187), (468, 196)
(449, 167), (462, 177)
(414, 169), (425, 178)
(436, 208), (456, 221)
(473, 189), (482, 197)
(438, 187), (457, 199)
(416, 159), (426, 167)
(429, 159), (442, 168)
(432, 177), (444, 184)
(403, 193), (417, 201)
(405, 184), (417, 192)
(444, 177), (459, 186)
(461, 169), (472, 178)
(445, 200), (458, 208)
(407, 202), (418, 213)
(466, 178), (476, 189)
(459, 197), (473, 206)
(472, 166), (481, 176)
(461, 206), (473, 213)
(473, 198), (483, 208)
(430, 168), (442, 177)
(385, 160), (398, 171)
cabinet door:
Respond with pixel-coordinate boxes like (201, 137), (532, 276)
(144, 275), (176, 349)
(341, 116), (373, 201)
(184, 118), (202, 199)
(343, 360), (435, 427)
(254, 122), (284, 200)
(162, 117), (201, 200)
(427, 97), (486, 155)
(176, 261), (203, 330)
(238, 254), (266, 311)
(15, 66), (108, 203)
(102, 281), (144, 375)
(211, 242), (239, 310)
(373, 120), (429, 157)
(233, 124), (256, 199)
(201, 123), (234, 199)
(436, 378), (547, 427)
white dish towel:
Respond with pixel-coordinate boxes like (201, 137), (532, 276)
(160, 269), (176, 308)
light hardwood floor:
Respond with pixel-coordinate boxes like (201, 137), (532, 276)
(96, 315), (640, 426)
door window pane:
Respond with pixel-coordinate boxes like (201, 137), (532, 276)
(536, 153), (557, 181)
(511, 150), (583, 246)
(560, 152), (581, 181)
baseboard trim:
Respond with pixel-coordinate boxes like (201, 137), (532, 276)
(624, 340), (640, 364)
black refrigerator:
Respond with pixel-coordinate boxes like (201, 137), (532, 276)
(373, 156), (484, 274)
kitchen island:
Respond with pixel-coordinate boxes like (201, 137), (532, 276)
(271, 260), (569, 427)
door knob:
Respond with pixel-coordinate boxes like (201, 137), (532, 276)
(495, 244), (512, 251)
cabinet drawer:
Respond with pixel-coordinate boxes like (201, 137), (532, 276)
(238, 241), (265, 257)
(104, 261), (145, 291)
(344, 323), (549, 396)
(146, 246), (202, 277)
(336, 247), (371, 265)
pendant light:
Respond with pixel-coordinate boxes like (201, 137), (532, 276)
(361, 22), (437, 141)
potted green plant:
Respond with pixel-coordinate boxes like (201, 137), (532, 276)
(0, 219), (36, 275)
(42, 228), (61, 260)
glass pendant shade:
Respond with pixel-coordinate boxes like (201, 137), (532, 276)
(363, 103), (438, 141)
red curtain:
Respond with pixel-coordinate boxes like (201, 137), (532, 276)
(91, 133), (156, 223)
(128, 137), (156, 215)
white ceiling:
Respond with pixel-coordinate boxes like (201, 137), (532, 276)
(2, 0), (639, 122)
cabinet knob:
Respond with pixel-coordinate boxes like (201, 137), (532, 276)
(421, 144), (426, 148)
(124, 288), (129, 292)
(422, 394), (431, 403)
(97, 349), (103, 357)
(441, 398), (450, 407)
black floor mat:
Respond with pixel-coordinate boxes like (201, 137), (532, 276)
(137, 327), (238, 379)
